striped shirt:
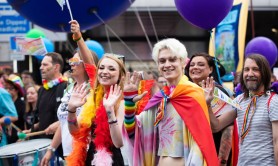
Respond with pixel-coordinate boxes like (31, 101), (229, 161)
(235, 93), (278, 166)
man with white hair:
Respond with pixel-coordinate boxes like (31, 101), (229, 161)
(122, 38), (218, 166)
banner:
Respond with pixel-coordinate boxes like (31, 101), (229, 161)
(211, 87), (242, 115)
(209, 0), (249, 80)
(15, 37), (47, 55)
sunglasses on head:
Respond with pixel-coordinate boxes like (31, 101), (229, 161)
(68, 57), (83, 66)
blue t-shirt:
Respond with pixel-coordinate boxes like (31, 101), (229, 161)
(0, 88), (18, 147)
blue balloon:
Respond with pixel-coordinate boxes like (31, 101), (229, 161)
(35, 55), (44, 61)
(42, 38), (54, 52)
(85, 40), (105, 60)
(7, 0), (135, 32)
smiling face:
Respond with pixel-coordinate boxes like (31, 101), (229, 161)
(243, 58), (263, 93)
(69, 53), (86, 79)
(189, 56), (213, 85)
(97, 57), (120, 87)
(158, 48), (185, 86)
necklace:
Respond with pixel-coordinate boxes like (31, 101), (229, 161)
(42, 77), (66, 90)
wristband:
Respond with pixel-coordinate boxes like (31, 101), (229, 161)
(67, 118), (77, 125)
(47, 146), (56, 153)
(72, 34), (82, 42)
(67, 106), (76, 113)
(108, 119), (118, 125)
(67, 109), (76, 113)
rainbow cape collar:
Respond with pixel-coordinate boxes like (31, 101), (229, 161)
(144, 75), (218, 166)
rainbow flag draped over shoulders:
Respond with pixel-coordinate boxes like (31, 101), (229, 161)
(144, 75), (218, 166)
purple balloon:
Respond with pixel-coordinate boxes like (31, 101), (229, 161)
(245, 37), (278, 67)
(175, 0), (234, 30)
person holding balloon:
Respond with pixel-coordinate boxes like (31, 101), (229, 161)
(66, 20), (126, 166)
(205, 54), (278, 165)
(122, 38), (218, 166)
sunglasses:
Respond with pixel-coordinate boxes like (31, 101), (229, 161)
(68, 57), (83, 66)
(5, 87), (15, 91)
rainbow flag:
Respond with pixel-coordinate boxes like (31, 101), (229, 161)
(144, 75), (218, 166)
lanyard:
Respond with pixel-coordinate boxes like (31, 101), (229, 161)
(240, 92), (264, 143)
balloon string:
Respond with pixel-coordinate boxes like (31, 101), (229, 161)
(66, 0), (73, 20)
(93, 12), (149, 70)
(128, 0), (153, 52)
(105, 25), (113, 53)
(147, 6), (159, 42)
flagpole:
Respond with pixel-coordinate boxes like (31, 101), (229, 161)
(66, 0), (73, 20)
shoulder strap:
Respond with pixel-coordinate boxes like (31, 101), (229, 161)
(267, 92), (276, 113)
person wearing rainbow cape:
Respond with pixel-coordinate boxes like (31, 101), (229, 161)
(122, 38), (218, 166)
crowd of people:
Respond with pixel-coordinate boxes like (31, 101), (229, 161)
(0, 19), (278, 166)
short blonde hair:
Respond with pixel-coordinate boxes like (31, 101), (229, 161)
(152, 38), (188, 63)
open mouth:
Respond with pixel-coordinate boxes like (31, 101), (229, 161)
(99, 75), (111, 80)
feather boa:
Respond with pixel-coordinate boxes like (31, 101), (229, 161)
(92, 89), (115, 165)
(94, 102), (113, 150)
(66, 91), (97, 166)
(67, 85), (115, 166)
(91, 148), (113, 166)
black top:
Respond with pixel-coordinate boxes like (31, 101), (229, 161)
(7, 97), (25, 144)
(36, 82), (67, 138)
(24, 107), (38, 130)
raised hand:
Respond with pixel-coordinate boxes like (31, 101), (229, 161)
(103, 84), (122, 109)
(69, 20), (81, 38)
(124, 71), (147, 102)
(124, 72), (140, 92)
(68, 83), (89, 111)
(201, 77), (215, 105)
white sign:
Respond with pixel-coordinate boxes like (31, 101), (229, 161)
(10, 51), (25, 61)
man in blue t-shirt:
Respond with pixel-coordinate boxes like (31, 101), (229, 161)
(0, 87), (18, 147)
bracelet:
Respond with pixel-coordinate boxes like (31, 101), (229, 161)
(67, 109), (76, 113)
(47, 146), (56, 153)
(67, 118), (77, 125)
(72, 34), (82, 42)
(67, 106), (76, 113)
(108, 119), (118, 125)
